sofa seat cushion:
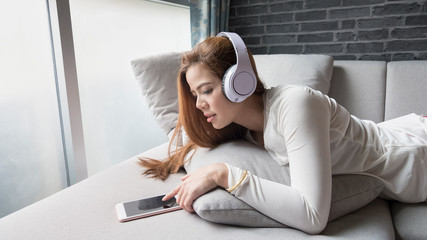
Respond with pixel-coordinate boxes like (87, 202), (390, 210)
(0, 143), (395, 240)
(391, 202), (427, 240)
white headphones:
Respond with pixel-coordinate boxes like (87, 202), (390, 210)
(216, 32), (257, 103)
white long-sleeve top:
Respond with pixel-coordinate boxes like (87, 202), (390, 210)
(226, 85), (427, 234)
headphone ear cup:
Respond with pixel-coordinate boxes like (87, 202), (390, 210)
(222, 65), (237, 101)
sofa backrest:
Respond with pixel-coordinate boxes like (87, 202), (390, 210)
(253, 54), (333, 95)
(385, 61), (427, 120)
(329, 61), (386, 123)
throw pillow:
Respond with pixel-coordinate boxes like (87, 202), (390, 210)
(184, 140), (384, 227)
(131, 52), (182, 136)
(131, 53), (334, 138)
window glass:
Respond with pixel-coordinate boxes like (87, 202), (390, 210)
(0, 0), (68, 218)
(69, 0), (191, 175)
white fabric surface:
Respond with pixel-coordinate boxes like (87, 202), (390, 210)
(227, 85), (427, 233)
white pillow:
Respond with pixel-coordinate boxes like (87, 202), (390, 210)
(131, 52), (182, 135)
(131, 53), (334, 138)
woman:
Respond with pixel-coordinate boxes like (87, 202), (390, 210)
(140, 34), (427, 234)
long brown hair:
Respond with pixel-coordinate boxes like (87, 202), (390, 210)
(139, 35), (265, 180)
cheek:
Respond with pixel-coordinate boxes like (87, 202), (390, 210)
(215, 98), (236, 120)
(212, 92), (229, 109)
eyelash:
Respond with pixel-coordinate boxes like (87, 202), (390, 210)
(192, 89), (213, 99)
(202, 89), (213, 95)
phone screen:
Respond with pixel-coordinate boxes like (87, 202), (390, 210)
(122, 195), (179, 217)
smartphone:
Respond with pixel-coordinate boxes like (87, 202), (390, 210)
(115, 194), (182, 222)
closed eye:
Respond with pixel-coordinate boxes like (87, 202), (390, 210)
(202, 89), (213, 95)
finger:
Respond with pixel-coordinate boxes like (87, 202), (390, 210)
(181, 174), (191, 181)
(176, 190), (183, 205)
(180, 188), (195, 213)
(183, 199), (194, 212)
(162, 185), (181, 201)
(178, 189), (190, 211)
(162, 191), (175, 201)
(182, 193), (194, 212)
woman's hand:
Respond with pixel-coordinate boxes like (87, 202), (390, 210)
(162, 163), (228, 212)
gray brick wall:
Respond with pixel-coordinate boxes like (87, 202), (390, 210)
(229, 0), (427, 61)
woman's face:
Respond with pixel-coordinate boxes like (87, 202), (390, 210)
(186, 63), (238, 129)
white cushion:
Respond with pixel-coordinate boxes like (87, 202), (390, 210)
(131, 52), (182, 135)
(131, 53), (334, 138)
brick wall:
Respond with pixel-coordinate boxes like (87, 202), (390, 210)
(229, 0), (427, 61)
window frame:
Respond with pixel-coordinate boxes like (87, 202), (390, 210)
(146, 0), (189, 8)
(47, 0), (88, 185)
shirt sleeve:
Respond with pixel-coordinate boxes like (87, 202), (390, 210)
(227, 86), (332, 234)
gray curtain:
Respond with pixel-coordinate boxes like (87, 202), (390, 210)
(189, 0), (230, 47)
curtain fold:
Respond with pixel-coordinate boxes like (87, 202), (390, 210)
(189, 0), (230, 47)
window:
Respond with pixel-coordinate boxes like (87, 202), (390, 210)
(0, 0), (190, 218)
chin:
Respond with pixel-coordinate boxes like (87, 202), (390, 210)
(212, 122), (231, 130)
(212, 124), (224, 130)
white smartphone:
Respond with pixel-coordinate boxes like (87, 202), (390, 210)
(115, 194), (182, 222)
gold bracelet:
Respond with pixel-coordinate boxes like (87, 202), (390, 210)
(227, 170), (248, 193)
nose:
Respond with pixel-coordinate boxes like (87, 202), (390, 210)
(196, 96), (206, 110)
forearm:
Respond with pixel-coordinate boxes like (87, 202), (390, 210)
(226, 164), (330, 234)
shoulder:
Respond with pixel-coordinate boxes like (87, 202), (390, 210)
(265, 85), (333, 143)
(265, 85), (332, 127)
(268, 84), (322, 97)
(267, 85), (326, 109)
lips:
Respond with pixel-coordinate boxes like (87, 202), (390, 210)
(204, 113), (216, 123)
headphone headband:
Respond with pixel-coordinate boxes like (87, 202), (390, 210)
(216, 32), (256, 103)
(216, 32), (252, 73)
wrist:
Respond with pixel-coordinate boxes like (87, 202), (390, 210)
(211, 163), (229, 189)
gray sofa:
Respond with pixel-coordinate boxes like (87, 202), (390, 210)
(0, 55), (426, 240)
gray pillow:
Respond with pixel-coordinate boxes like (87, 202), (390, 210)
(184, 140), (384, 227)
